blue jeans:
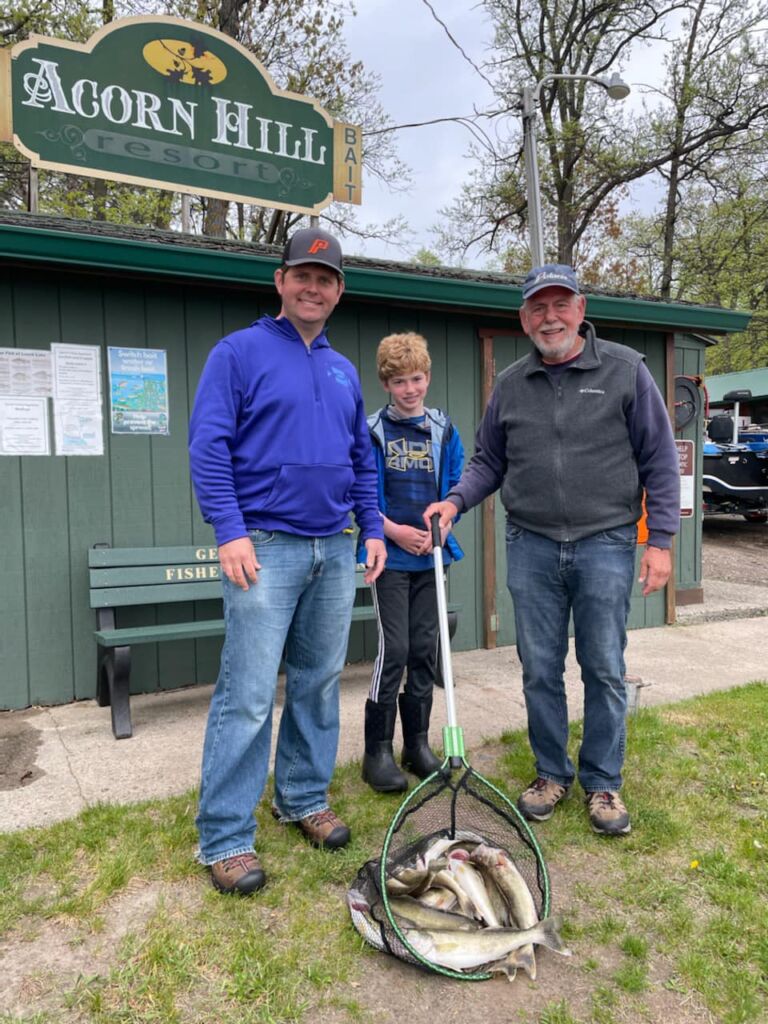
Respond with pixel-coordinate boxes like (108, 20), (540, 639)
(196, 529), (356, 865)
(505, 523), (636, 793)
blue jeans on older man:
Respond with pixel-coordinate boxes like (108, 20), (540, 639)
(196, 529), (356, 865)
(505, 522), (637, 794)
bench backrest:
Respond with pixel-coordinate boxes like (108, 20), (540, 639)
(89, 544), (369, 609)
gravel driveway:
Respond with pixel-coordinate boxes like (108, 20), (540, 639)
(702, 515), (768, 587)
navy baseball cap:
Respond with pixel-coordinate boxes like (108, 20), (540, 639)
(522, 264), (580, 300)
(282, 227), (344, 276)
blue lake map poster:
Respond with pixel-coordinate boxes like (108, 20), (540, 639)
(108, 348), (169, 435)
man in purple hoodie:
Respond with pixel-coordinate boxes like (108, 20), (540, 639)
(189, 227), (386, 895)
(426, 265), (679, 838)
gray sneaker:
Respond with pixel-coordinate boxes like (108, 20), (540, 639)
(586, 791), (631, 836)
(517, 778), (569, 821)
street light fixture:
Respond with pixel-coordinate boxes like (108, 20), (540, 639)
(521, 72), (631, 266)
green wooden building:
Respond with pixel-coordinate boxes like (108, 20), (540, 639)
(0, 212), (750, 711)
(706, 367), (768, 424)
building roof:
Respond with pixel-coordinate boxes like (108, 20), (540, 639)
(0, 210), (752, 334)
(707, 367), (768, 403)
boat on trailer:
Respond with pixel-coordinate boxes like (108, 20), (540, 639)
(703, 389), (768, 522)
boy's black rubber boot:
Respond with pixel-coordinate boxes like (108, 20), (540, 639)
(399, 691), (441, 779)
(362, 700), (408, 792)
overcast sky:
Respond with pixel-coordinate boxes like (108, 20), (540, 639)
(342, 0), (497, 264)
(341, 0), (666, 267)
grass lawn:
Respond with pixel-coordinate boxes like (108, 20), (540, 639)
(1, 682), (767, 1024)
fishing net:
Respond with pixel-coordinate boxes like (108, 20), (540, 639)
(348, 519), (552, 981)
(348, 761), (551, 981)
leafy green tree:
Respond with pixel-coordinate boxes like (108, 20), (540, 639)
(676, 178), (768, 374)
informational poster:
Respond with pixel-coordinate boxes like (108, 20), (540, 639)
(51, 343), (101, 401)
(0, 397), (51, 455)
(53, 402), (104, 456)
(108, 347), (169, 435)
(0, 348), (53, 397)
(51, 343), (104, 455)
(676, 439), (695, 518)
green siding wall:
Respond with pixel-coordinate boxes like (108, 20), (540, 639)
(0, 262), (696, 711)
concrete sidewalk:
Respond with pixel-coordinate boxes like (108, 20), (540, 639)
(1, 581), (766, 833)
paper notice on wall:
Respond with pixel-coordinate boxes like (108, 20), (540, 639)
(53, 400), (104, 456)
(50, 343), (104, 455)
(51, 343), (102, 401)
(0, 348), (53, 397)
(0, 397), (51, 455)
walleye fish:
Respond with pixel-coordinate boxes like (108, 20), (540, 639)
(471, 843), (539, 979)
(388, 896), (482, 932)
(416, 885), (457, 912)
(447, 849), (502, 927)
(402, 917), (571, 972)
(419, 832), (484, 868)
(470, 844), (538, 929)
(429, 868), (478, 918)
(385, 866), (430, 897)
(346, 891), (388, 954)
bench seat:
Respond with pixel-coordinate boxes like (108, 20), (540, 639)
(89, 543), (459, 739)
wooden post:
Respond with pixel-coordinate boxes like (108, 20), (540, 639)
(665, 333), (677, 625)
(480, 331), (497, 648)
(181, 194), (191, 234)
(27, 164), (38, 213)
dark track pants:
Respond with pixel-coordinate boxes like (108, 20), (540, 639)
(368, 568), (438, 705)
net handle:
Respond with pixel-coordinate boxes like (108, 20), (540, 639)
(431, 514), (461, 767)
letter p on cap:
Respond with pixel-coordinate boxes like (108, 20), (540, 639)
(308, 238), (329, 255)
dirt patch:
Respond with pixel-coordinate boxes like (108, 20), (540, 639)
(702, 517), (768, 587)
(0, 711), (44, 791)
(0, 880), (200, 1018)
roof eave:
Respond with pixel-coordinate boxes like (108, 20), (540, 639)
(0, 221), (752, 334)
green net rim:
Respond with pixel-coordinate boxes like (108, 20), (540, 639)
(378, 759), (551, 982)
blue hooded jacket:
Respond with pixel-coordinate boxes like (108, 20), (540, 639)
(359, 405), (464, 567)
(189, 315), (383, 546)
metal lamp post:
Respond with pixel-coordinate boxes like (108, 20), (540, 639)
(521, 72), (631, 266)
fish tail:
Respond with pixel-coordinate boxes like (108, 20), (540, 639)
(516, 945), (537, 980)
(537, 917), (572, 956)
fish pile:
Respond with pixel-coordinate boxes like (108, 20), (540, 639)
(348, 832), (570, 981)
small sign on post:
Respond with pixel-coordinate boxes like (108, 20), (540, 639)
(676, 439), (695, 518)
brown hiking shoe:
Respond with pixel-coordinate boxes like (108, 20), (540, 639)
(274, 806), (350, 849)
(517, 778), (569, 822)
(586, 791), (631, 836)
(209, 853), (266, 895)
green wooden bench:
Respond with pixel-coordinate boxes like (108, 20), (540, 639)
(89, 543), (458, 739)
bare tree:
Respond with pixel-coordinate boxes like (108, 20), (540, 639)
(433, 0), (768, 273)
(647, 0), (768, 296)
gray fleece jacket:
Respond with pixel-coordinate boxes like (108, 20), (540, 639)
(447, 322), (679, 547)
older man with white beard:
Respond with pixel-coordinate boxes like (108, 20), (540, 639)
(425, 264), (679, 837)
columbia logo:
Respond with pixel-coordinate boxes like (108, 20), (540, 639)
(535, 272), (569, 284)
(579, 387), (605, 395)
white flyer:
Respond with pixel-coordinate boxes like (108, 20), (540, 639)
(53, 400), (104, 456)
(51, 343), (102, 401)
(0, 348), (53, 397)
(0, 397), (51, 455)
